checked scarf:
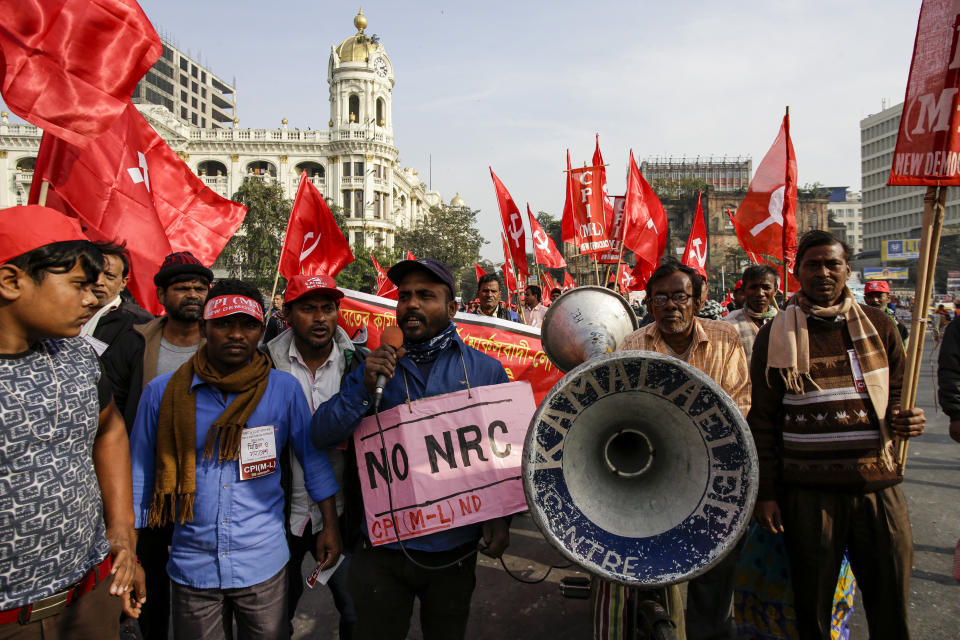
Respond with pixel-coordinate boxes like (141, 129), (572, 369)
(766, 287), (894, 469)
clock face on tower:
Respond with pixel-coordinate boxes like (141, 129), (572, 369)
(374, 56), (388, 77)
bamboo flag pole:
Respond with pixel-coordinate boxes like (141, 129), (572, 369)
(782, 106), (791, 299)
(592, 253), (602, 286)
(38, 181), (49, 207)
(897, 184), (946, 473)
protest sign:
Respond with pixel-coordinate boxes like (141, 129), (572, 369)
(354, 381), (535, 545)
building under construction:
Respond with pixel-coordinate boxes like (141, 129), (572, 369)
(640, 156), (752, 192)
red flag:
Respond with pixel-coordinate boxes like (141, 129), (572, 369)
(562, 271), (576, 291)
(475, 263), (486, 282)
(370, 254), (397, 300)
(730, 113), (797, 271)
(564, 164), (612, 255)
(528, 206), (566, 268)
(592, 134), (615, 230)
(616, 263), (644, 295)
(406, 250), (416, 261)
(561, 149), (575, 244)
(722, 289), (732, 307)
(622, 150), (667, 269)
(279, 172), (354, 278)
(598, 195), (626, 264)
(502, 262), (518, 295)
(542, 271), (560, 298)
(681, 191), (708, 278)
(629, 260), (655, 292)
(30, 103), (247, 314)
(0, 0), (162, 147)
(889, 0), (960, 185)
(489, 168), (529, 279)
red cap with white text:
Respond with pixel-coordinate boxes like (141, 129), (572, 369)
(864, 280), (891, 294)
(284, 274), (344, 304)
(203, 295), (265, 322)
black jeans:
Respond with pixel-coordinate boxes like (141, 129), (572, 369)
(171, 568), (287, 640)
(287, 522), (356, 640)
(347, 541), (478, 640)
(137, 524), (172, 640)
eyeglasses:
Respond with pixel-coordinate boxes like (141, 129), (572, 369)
(650, 292), (692, 306)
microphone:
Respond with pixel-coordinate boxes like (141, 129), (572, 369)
(373, 326), (404, 410)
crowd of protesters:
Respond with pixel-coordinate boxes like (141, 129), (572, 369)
(2, 202), (956, 640)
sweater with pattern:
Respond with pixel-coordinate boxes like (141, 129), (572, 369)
(748, 304), (903, 500)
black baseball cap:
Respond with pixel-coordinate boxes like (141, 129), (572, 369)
(387, 258), (456, 298)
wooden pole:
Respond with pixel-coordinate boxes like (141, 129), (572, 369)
(782, 106), (791, 299)
(38, 181), (49, 207)
(263, 266), (283, 324)
(896, 184), (946, 473)
(592, 253), (601, 286)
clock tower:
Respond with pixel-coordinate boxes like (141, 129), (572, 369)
(328, 9), (399, 249)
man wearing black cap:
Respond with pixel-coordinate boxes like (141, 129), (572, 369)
(312, 257), (512, 640)
(102, 250), (213, 640)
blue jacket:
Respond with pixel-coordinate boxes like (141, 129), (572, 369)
(311, 330), (509, 551)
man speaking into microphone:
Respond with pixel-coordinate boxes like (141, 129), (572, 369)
(311, 257), (511, 640)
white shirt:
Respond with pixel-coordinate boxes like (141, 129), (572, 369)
(524, 303), (548, 328)
(80, 295), (121, 337)
(287, 337), (346, 535)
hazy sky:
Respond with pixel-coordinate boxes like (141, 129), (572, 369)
(6, 1), (922, 260)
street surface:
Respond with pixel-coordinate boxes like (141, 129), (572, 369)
(293, 341), (957, 639)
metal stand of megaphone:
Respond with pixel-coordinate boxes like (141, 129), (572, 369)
(522, 286), (758, 598)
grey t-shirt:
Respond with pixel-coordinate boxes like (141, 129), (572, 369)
(157, 337), (199, 377)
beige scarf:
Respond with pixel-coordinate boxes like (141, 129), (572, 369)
(147, 348), (272, 527)
(766, 288), (894, 469)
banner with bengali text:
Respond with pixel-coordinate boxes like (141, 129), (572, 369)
(337, 289), (562, 404)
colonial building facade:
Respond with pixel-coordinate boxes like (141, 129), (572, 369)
(0, 9), (450, 250)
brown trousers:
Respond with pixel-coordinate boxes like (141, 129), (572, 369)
(0, 573), (121, 640)
(780, 484), (913, 640)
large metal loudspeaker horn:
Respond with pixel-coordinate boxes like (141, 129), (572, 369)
(523, 286), (758, 587)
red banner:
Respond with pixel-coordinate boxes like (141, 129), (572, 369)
(598, 195), (626, 264)
(337, 289), (562, 404)
(565, 165), (612, 255)
(890, 0), (960, 185)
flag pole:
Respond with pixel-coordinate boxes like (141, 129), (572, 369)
(897, 183), (946, 473)
(264, 265), (282, 324)
(782, 105), (790, 299)
(38, 181), (49, 207)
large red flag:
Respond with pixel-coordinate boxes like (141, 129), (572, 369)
(681, 191), (708, 278)
(528, 205), (566, 268)
(889, 0), (960, 185)
(0, 0), (162, 147)
(489, 168), (528, 280)
(370, 254), (397, 300)
(622, 151), (667, 269)
(562, 271), (576, 291)
(592, 134), (615, 230)
(730, 113), (797, 271)
(30, 103), (247, 314)
(475, 263), (486, 282)
(563, 164), (611, 255)
(279, 171), (354, 278)
(502, 262), (518, 295)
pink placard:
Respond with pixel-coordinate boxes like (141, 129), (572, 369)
(353, 381), (535, 546)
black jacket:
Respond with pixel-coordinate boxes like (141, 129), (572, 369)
(940, 318), (960, 421)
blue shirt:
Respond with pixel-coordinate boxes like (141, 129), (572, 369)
(312, 330), (509, 552)
(131, 369), (337, 589)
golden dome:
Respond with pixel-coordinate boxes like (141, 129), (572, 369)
(450, 193), (466, 207)
(336, 9), (377, 62)
(281, 118), (288, 125)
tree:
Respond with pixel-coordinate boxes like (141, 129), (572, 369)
(215, 178), (291, 294)
(395, 204), (486, 290)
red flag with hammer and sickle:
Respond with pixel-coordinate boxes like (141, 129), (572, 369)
(528, 205), (566, 268)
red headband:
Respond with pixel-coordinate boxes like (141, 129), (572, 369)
(203, 295), (264, 322)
